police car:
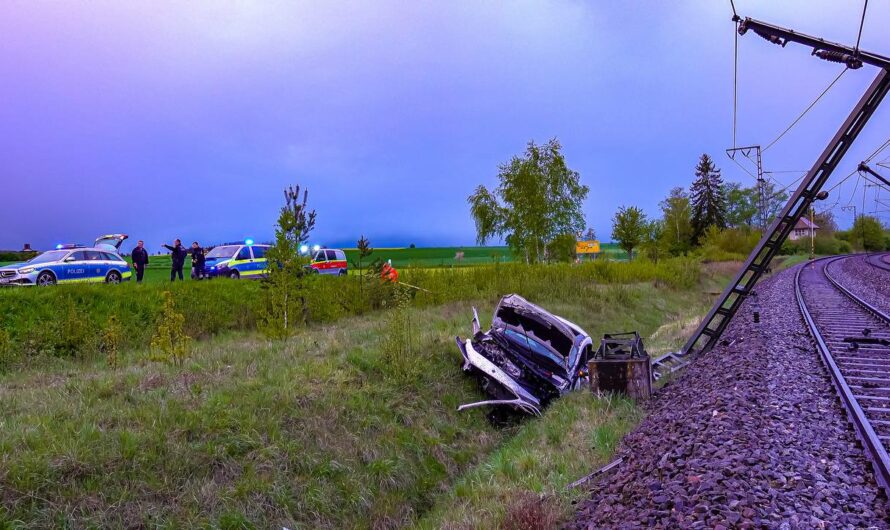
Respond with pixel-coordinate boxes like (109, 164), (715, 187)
(0, 234), (132, 286)
(309, 247), (348, 276)
(204, 241), (270, 279)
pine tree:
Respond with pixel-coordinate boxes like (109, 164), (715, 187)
(689, 154), (727, 244)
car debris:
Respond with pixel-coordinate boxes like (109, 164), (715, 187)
(455, 294), (593, 416)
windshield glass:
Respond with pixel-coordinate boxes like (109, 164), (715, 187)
(504, 329), (565, 367)
(28, 250), (69, 264)
(206, 245), (239, 259)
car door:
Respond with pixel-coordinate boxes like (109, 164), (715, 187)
(84, 250), (109, 281)
(312, 250), (326, 272)
(234, 245), (252, 276)
(60, 251), (90, 282)
(324, 250), (338, 274)
(250, 246), (268, 276)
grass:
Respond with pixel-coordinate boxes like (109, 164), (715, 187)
(0, 263), (722, 527)
(0, 259), (700, 367)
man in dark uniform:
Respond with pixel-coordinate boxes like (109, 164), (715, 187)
(131, 240), (150, 283)
(163, 239), (188, 281)
(190, 242), (206, 280)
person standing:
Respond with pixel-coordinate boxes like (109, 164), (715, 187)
(163, 239), (188, 282)
(131, 240), (150, 283)
(190, 242), (206, 280)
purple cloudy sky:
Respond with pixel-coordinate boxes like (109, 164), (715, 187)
(1, 1), (888, 252)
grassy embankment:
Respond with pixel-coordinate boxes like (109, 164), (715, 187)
(0, 259), (719, 528)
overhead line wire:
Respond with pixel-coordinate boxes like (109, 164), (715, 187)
(762, 67), (849, 153)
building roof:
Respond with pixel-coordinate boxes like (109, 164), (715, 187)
(794, 217), (819, 230)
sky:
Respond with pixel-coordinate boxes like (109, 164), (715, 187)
(1, 0), (889, 253)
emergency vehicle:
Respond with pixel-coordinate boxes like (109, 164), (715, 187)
(204, 241), (270, 279)
(310, 248), (348, 275)
(0, 234), (132, 286)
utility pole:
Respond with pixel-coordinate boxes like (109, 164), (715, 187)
(726, 145), (768, 230)
(667, 15), (890, 364)
(842, 204), (859, 249)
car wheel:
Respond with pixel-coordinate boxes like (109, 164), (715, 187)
(338, 269), (347, 276)
(36, 271), (56, 286)
(106, 271), (122, 284)
(229, 270), (240, 279)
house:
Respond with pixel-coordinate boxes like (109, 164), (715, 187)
(788, 217), (819, 241)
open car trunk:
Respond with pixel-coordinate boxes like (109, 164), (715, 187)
(94, 234), (129, 251)
(456, 294), (593, 416)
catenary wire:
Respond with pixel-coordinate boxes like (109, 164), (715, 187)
(762, 67), (848, 153)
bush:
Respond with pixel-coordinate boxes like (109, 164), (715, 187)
(697, 226), (759, 261)
(0, 258), (701, 364)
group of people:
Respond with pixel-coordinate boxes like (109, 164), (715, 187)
(129, 239), (206, 283)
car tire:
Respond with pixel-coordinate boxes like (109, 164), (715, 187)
(105, 271), (122, 284)
(36, 271), (56, 286)
(229, 270), (240, 280)
(338, 269), (347, 276)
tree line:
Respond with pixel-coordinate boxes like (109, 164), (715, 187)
(468, 141), (889, 262)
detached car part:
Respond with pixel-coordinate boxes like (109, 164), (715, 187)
(455, 294), (593, 416)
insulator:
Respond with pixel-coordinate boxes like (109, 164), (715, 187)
(753, 28), (786, 47)
(814, 50), (863, 69)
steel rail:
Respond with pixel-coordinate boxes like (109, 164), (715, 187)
(795, 256), (890, 493)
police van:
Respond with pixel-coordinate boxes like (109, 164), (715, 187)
(0, 234), (132, 286)
(204, 241), (270, 279)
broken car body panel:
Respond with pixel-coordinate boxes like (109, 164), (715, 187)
(456, 294), (593, 415)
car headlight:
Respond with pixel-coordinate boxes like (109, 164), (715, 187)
(17, 267), (35, 274)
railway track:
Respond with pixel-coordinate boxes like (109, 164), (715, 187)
(866, 252), (890, 272)
(796, 255), (890, 493)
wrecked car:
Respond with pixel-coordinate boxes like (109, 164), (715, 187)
(455, 294), (593, 416)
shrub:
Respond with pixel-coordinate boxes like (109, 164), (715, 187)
(0, 257), (701, 363)
(100, 315), (122, 368)
(150, 291), (192, 366)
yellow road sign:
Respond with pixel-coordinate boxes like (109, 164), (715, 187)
(576, 240), (600, 254)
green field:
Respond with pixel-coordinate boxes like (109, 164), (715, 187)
(2, 244), (630, 286)
(343, 244), (628, 268)
(0, 258), (720, 528)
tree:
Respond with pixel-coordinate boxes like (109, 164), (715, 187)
(659, 187), (693, 255)
(723, 182), (758, 228)
(354, 235), (373, 270)
(814, 210), (838, 236)
(612, 206), (647, 260)
(723, 181), (788, 229)
(468, 138), (589, 263)
(690, 154), (727, 244)
(641, 219), (667, 263)
(582, 227), (597, 241)
(851, 215), (886, 251)
(261, 185), (317, 338)
(547, 233), (578, 263)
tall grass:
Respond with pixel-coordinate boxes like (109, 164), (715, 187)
(0, 258), (699, 367)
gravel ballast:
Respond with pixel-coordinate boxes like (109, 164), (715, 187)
(828, 254), (890, 313)
(568, 264), (889, 529)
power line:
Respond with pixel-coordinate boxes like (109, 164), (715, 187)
(732, 11), (740, 148)
(855, 0), (869, 55)
(864, 137), (890, 163)
(762, 67), (848, 153)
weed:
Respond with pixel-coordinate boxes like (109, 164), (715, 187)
(150, 291), (192, 366)
(100, 315), (122, 369)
